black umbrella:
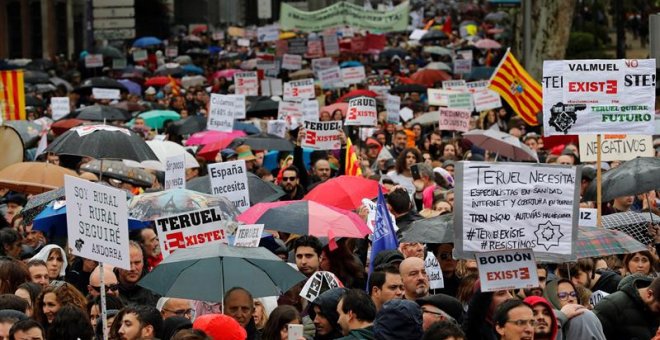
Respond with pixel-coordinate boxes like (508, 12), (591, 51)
(3, 120), (42, 148)
(390, 84), (427, 94)
(187, 172), (285, 204)
(583, 157), (660, 202)
(92, 45), (124, 59)
(73, 105), (132, 122)
(228, 132), (294, 151)
(400, 214), (454, 244)
(74, 76), (128, 94)
(185, 48), (211, 56)
(45, 124), (159, 162)
(80, 159), (154, 187)
(379, 48), (408, 60)
(154, 64), (184, 77)
(168, 115), (206, 135)
(23, 70), (52, 84)
(25, 59), (55, 71)
(420, 30), (448, 42)
(246, 96), (279, 117)
(25, 96), (43, 107)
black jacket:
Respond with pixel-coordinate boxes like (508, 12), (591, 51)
(592, 269), (622, 294)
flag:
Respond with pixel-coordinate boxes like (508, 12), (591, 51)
(368, 186), (398, 274)
(345, 137), (362, 176)
(167, 75), (180, 96)
(488, 48), (541, 126)
(0, 70), (26, 121)
(441, 16), (452, 36)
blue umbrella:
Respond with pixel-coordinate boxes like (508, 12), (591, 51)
(182, 64), (204, 75)
(208, 46), (222, 55)
(133, 36), (163, 48)
(340, 61), (362, 68)
(233, 121), (260, 135)
(118, 79), (142, 95)
(33, 202), (150, 237)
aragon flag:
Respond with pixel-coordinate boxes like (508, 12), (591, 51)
(0, 70), (26, 121)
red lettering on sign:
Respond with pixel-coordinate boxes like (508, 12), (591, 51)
(305, 131), (316, 144)
(567, 80), (617, 94)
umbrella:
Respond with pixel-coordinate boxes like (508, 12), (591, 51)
(340, 61), (363, 68)
(303, 176), (383, 211)
(289, 69), (314, 80)
(228, 132), (294, 151)
(238, 201), (371, 240)
(122, 140), (199, 171)
(168, 115), (206, 135)
(183, 35), (202, 43)
(174, 55), (193, 65)
(75, 77), (128, 94)
(575, 227), (647, 258)
(3, 120), (42, 148)
(145, 76), (178, 87)
(49, 77), (73, 92)
(583, 157), (660, 202)
(213, 69), (241, 80)
(182, 64), (204, 75)
(133, 36), (163, 48)
(420, 30), (448, 42)
(137, 110), (181, 129)
(185, 130), (246, 146)
(73, 105), (132, 122)
(187, 173), (286, 204)
(196, 139), (237, 161)
(185, 48), (210, 56)
(424, 62), (453, 72)
(25, 59), (54, 71)
(423, 46), (452, 56)
(602, 211), (660, 245)
(400, 214), (454, 244)
(112, 101), (147, 113)
(484, 11), (509, 22)
(337, 90), (378, 103)
(390, 84), (427, 94)
(80, 160), (154, 187)
(408, 111), (439, 126)
(45, 125), (159, 162)
(380, 48), (408, 59)
(25, 83), (56, 94)
(23, 70), (52, 84)
(0, 162), (78, 194)
(92, 45), (124, 59)
(410, 69), (452, 87)
(462, 129), (539, 162)
(138, 243), (306, 301)
(474, 39), (502, 49)
(49, 118), (86, 136)
(21, 187), (65, 225)
(246, 96), (279, 117)
(181, 75), (206, 88)
(128, 188), (239, 220)
(279, 32), (297, 39)
(466, 67), (496, 81)
(117, 79), (142, 95)
(155, 63), (184, 77)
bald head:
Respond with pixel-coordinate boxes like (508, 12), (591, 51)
(399, 257), (429, 300)
(88, 266), (119, 297)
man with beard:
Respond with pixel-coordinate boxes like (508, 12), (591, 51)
(399, 257), (429, 300)
(523, 296), (558, 340)
(116, 242), (159, 307)
(134, 227), (161, 271)
(279, 166), (306, 201)
(387, 130), (408, 160)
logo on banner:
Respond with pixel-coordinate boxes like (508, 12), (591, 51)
(549, 102), (586, 134)
(534, 220), (564, 251)
(510, 79), (524, 96)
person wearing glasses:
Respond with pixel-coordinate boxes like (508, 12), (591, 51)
(87, 265), (120, 298)
(415, 293), (463, 332)
(157, 297), (194, 320)
(279, 166), (306, 201)
(493, 299), (535, 340)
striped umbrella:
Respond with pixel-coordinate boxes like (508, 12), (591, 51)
(575, 227), (647, 258)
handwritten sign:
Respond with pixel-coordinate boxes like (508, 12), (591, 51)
(267, 120), (287, 138)
(425, 251), (444, 289)
(447, 93), (474, 111)
(340, 66), (366, 85)
(132, 50), (148, 62)
(475, 249), (539, 292)
(208, 94), (235, 132)
(454, 162), (579, 262)
(454, 59), (472, 75)
(439, 108), (471, 132)
(234, 72), (259, 96)
(590, 290), (609, 307)
(282, 54), (303, 70)
(345, 97), (377, 126)
(208, 160), (250, 212)
(64, 175), (130, 269)
(302, 121), (342, 150)
(92, 88), (120, 100)
(283, 78), (315, 102)
(300, 271), (343, 302)
(472, 90), (502, 112)
(233, 224), (264, 247)
(155, 207), (228, 257)
(50, 97), (70, 121)
(164, 154), (186, 190)
(261, 78), (283, 96)
(578, 134), (654, 162)
(85, 54), (104, 68)
(579, 208), (597, 227)
(443, 80), (468, 91)
(428, 88), (460, 106)
(385, 94), (400, 124)
(278, 101), (303, 130)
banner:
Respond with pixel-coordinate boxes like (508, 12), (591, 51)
(280, 1), (409, 33)
(208, 160), (250, 212)
(439, 108), (471, 132)
(345, 97), (377, 126)
(385, 94), (400, 124)
(475, 249), (539, 292)
(340, 66), (366, 85)
(208, 94), (235, 132)
(234, 72), (259, 96)
(454, 162), (579, 262)
(302, 121), (342, 150)
(542, 59), (656, 136)
(578, 134), (654, 162)
(282, 54), (303, 70)
(155, 207), (228, 257)
(50, 97), (70, 121)
(283, 78), (315, 102)
(164, 154), (186, 190)
(0, 70), (26, 121)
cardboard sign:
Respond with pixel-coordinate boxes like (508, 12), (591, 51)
(208, 94), (235, 132)
(443, 80), (468, 91)
(234, 72), (259, 96)
(579, 208), (597, 227)
(282, 54), (303, 70)
(92, 88), (120, 100)
(425, 251), (445, 289)
(322, 31), (340, 56)
(300, 271), (343, 302)
(385, 94), (400, 124)
(278, 101), (303, 129)
(155, 207), (228, 257)
(578, 134), (654, 162)
(64, 175), (130, 269)
(473, 89), (503, 112)
(208, 160), (250, 212)
(257, 25), (279, 42)
(454, 59), (472, 75)
(340, 66), (366, 85)
(542, 59), (656, 136)
(283, 78), (315, 102)
(475, 249), (539, 292)
(132, 50), (148, 62)
(318, 67), (343, 89)
(447, 93), (474, 111)
(345, 97), (377, 126)
(287, 38), (307, 55)
(85, 54), (104, 68)
(439, 108), (471, 132)
(302, 100), (319, 122)
(233, 224), (265, 247)
(50, 97), (70, 121)
(302, 121), (342, 150)
(267, 120), (287, 138)
(166, 47), (178, 57)
(164, 154), (186, 190)
(454, 162), (579, 262)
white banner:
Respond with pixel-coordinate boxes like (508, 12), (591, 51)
(164, 154), (186, 190)
(282, 54), (303, 70)
(92, 88), (120, 100)
(64, 175), (130, 269)
(208, 94), (235, 132)
(50, 97), (70, 121)
(208, 160), (250, 212)
(340, 66), (366, 85)
(439, 108), (471, 132)
(155, 207), (228, 257)
(475, 249), (539, 292)
(578, 134), (654, 162)
(385, 94), (400, 124)
(233, 224), (265, 247)
(283, 78), (315, 102)
(302, 121), (342, 150)
(345, 97), (377, 126)
(234, 71), (259, 96)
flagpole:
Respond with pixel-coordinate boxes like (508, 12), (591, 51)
(596, 134), (602, 227)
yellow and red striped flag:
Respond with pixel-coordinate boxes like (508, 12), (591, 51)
(488, 49), (541, 126)
(345, 137), (362, 177)
(167, 75), (180, 96)
(0, 70), (26, 121)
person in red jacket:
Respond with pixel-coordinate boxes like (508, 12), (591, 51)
(523, 296), (558, 340)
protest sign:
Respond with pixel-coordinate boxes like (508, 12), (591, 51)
(237, 38), (251, 47)
(579, 208), (597, 227)
(318, 67), (342, 88)
(257, 59), (277, 72)
(257, 25), (279, 42)
(302, 121), (342, 150)
(208, 94), (235, 132)
(300, 271), (343, 302)
(578, 134), (654, 162)
(447, 93), (474, 111)
(64, 175), (130, 269)
(425, 251), (444, 289)
(454, 162), (579, 262)
(439, 108), (471, 132)
(155, 207), (228, 257)
(443, 80), (468, 91)
(345, 97), (377, 126)
(275, 40), (288, 57)
(590, 290), (609, 307)
(230, 95), (246, 119)
(409, 29), (427, 40)
(267, 120), (287, 138)
(164, 154), (186, 190)
(92, 88), (120, 100)
(228, 26), (245, 37)
(165, 47), (178, 57)
(472, 89), (503, 112)
(302, 100), (319, 122)
(278, 101), (303, 129)
(132, 50), (148, 62)
(282, 54), (303, 70)
(261, 78), (283, 96)
(454, 59), (472, 75)
(369, 85), (391, 101)
(112, 59), (127, 70)
(340, 66), (366, 85)
(475, 249), (539, 292)
(542, 59), (656, 135)
(428, 88), (460, 106)
(306, 38), (324, 59)
(208, 160), (250, 212)
(385, 94), (400, 124)
(361, 198), (398, 233)
(322, 31), (340, 56)
(212, 31), (225, 41)
(288, 38), (307, 55)
(233, 224), (265, 247)
(466, 80), (489, 93)
(234, 72), (259, 96)
(85, 54), (104, 68)
(283, 78), (315, 101)
(350, 36), (366, 53)
(50, 97), (70, 121)
(312, 57), (336, 72)
(399, 107), (414, 122)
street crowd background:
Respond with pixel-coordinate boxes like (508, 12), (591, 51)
(0, 1), (658, 340)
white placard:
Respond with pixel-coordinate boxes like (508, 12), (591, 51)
(154, 207), (228, 257)
(92, 88), (121, 100)
(257, 25), (279, 42)
(282, 54), (303, 70)
(300, 271), (342, 302)
(302, 100), (319, 122)
(237, 38), (251, 47)
(455, 162), (579, 261)
(590, 290), (609, 307)
(267, 120), (287, 138)
(208, 160), (250, 212)
(278, 101), (303, 130)
(409, 29), (427, 40)
(208, 94), (235, 132)
(475, 249), (539, 292)
(318, 67), (343, 89)
(234, 71), (259, 96)
(340, 66), (366, 85)
(233, 224), (265, 247)
(425, 251), (444, 289)
(165, 47), (178, 57)
(439, 108), (471, 132)
(542, 59), (656, 136)
(345, 97), (377, 126)
(164, 154), (186, 190)
(322, 32), (340, 56)
(283, 78), (315, 102)
(399, 107), (414, 122)
(578, 134), (654, 162)
(312, 57), (337, 72)
(64, 175), (130, 269)
(231, 94), (246, 119)
(467, 80), (490, 93)
(302, 121), (342, 150)
(579, 208), (598, 227)
(112, 59), (127, 70)
(261, 78), (283, 97)
(132, 49), (148, 62)
(385, 94), (400, 124)
(454, 59), (472, 75)
(443, 80), (468, 91)
(85, 54), (104, 68)
(50, 97), (70, 121)
(473, 89), (503, 112)
(369, 85), (391, 101)
(447, 93), (474, 111)
(428, 88), (460, 106)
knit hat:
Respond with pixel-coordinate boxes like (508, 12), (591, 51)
(193, 314), (247, 340)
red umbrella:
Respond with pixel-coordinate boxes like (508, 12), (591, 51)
(410, 69), (452, 87)
(197, 138), (236, 161)
(50, 119), (86, 136)
(303, 176), (385, 210)
(145, 76), (180, 87)
(337, 89), (379, 103)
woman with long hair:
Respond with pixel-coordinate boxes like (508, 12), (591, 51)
(34, 281), (88, 329)
(623, 250), (657, 276)
(14, 282), (42, 317)
(47, 305), (94, 340)
(0, 259), (29, 294)
(261, 305), (301, 340)
(386, 147), (422, 195)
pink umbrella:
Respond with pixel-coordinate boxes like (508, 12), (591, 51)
(212, 69), (241, 80)
(185, 130), (246, 146)
(474, 38), (502, 49)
